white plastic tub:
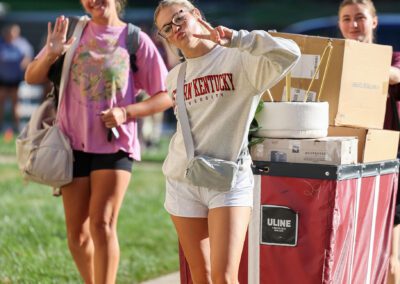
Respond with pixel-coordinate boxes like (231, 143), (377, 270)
(255, 102), (329, 138)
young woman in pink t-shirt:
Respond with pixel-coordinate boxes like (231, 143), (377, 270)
(25, 0), (173, 282)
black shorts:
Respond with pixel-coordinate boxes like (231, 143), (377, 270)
(73, 150), (134, 178)
(0, 79), (22, 88)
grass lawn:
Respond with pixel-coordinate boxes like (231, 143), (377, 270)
(0, 136), (178, 283)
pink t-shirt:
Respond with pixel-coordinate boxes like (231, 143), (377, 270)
(38, 21), (168, 160)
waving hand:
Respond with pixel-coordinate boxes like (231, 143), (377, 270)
(46, 16), (75, 60)
(193, 18), (233, 46)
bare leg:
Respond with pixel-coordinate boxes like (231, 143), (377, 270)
(208, 206), (251, 284)
(62, 177), (94, 284)
(0, 86), (6, 130)
(171, 215), (211, 284)
(9, 86), (19, 131)
(89, 169), (131, 284)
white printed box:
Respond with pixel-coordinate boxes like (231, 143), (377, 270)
(250, 136), (358, 165)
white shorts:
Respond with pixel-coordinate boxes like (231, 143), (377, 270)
(164, 158), (254, 218)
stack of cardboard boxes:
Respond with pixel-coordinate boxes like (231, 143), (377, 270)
(251, 32), (399, 164)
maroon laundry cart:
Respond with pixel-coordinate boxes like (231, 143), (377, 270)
(179, 160), (398, 284)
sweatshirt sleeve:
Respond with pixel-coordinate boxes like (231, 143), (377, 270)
(229, 30), (301, 93)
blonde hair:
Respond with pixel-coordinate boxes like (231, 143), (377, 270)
(338, 0), (376, 17)
(154, 0), (196, 24)
(116, 0), (127, 15)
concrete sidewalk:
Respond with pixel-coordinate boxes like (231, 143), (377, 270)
(140, 271), (180, 284)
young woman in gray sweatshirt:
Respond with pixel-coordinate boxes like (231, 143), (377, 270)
(154, 0), (301, 282)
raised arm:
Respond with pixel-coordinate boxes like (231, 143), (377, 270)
(390, 66), (400, 85)
(25, 16), (75, 84)
(193, 19), (301, 92)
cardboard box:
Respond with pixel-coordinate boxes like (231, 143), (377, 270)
(268, 32), (392, 129)
(328, 126), (400, 163)
(250, 137), (358, 165)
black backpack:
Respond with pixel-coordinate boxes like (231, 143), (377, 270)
(47, 17), (141, 106)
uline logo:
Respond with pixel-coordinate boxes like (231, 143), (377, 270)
(262, 205), (298, 246)
(267, 218), (292, 228)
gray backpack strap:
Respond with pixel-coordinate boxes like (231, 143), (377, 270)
(126, 23), (141, 55)
(58, 16), (89, 113)
(66, 16), (80, 40)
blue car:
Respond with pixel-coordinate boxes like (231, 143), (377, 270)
(283, 14), (400, 51)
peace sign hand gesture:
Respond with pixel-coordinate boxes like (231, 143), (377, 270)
(193, 18), (233, 46)
(45, 16), (75, 61)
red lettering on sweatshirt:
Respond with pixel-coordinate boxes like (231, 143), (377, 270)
(186, 81), (193, 100)
(183, 83), (192, 100)
(174, 73), (235, 101)
(198, 78), (205, 95)
(227, 73), (235, 90)
(202, 77), (210, 94)
(207, 75), (216, 92)
(193, 79), (200, 97)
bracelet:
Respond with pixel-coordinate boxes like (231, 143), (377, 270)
(120, 106), (127, 123)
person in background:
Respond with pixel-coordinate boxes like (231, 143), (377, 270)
(24, 0), (172, 282)
(0, 24), (33, 133)
(338, 1), (400, 283)
(154, 0), (300, 282)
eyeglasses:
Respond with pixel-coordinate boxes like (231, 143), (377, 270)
(158, 9), (189, 39)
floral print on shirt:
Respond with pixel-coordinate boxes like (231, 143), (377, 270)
(71, 35), (130, 103)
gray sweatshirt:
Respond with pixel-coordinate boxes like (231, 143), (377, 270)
(162, 30), (301, 182)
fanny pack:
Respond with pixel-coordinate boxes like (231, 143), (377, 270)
(176, 62), (245, 192)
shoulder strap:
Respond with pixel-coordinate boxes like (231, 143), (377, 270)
(126, 23), (140, 72)
(126, 23), (140, 55)
(47, 16), (84, 106)
(66, 16), (80, 41)
(57, 16), (89, 116)
(176, 62), (195, 160)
